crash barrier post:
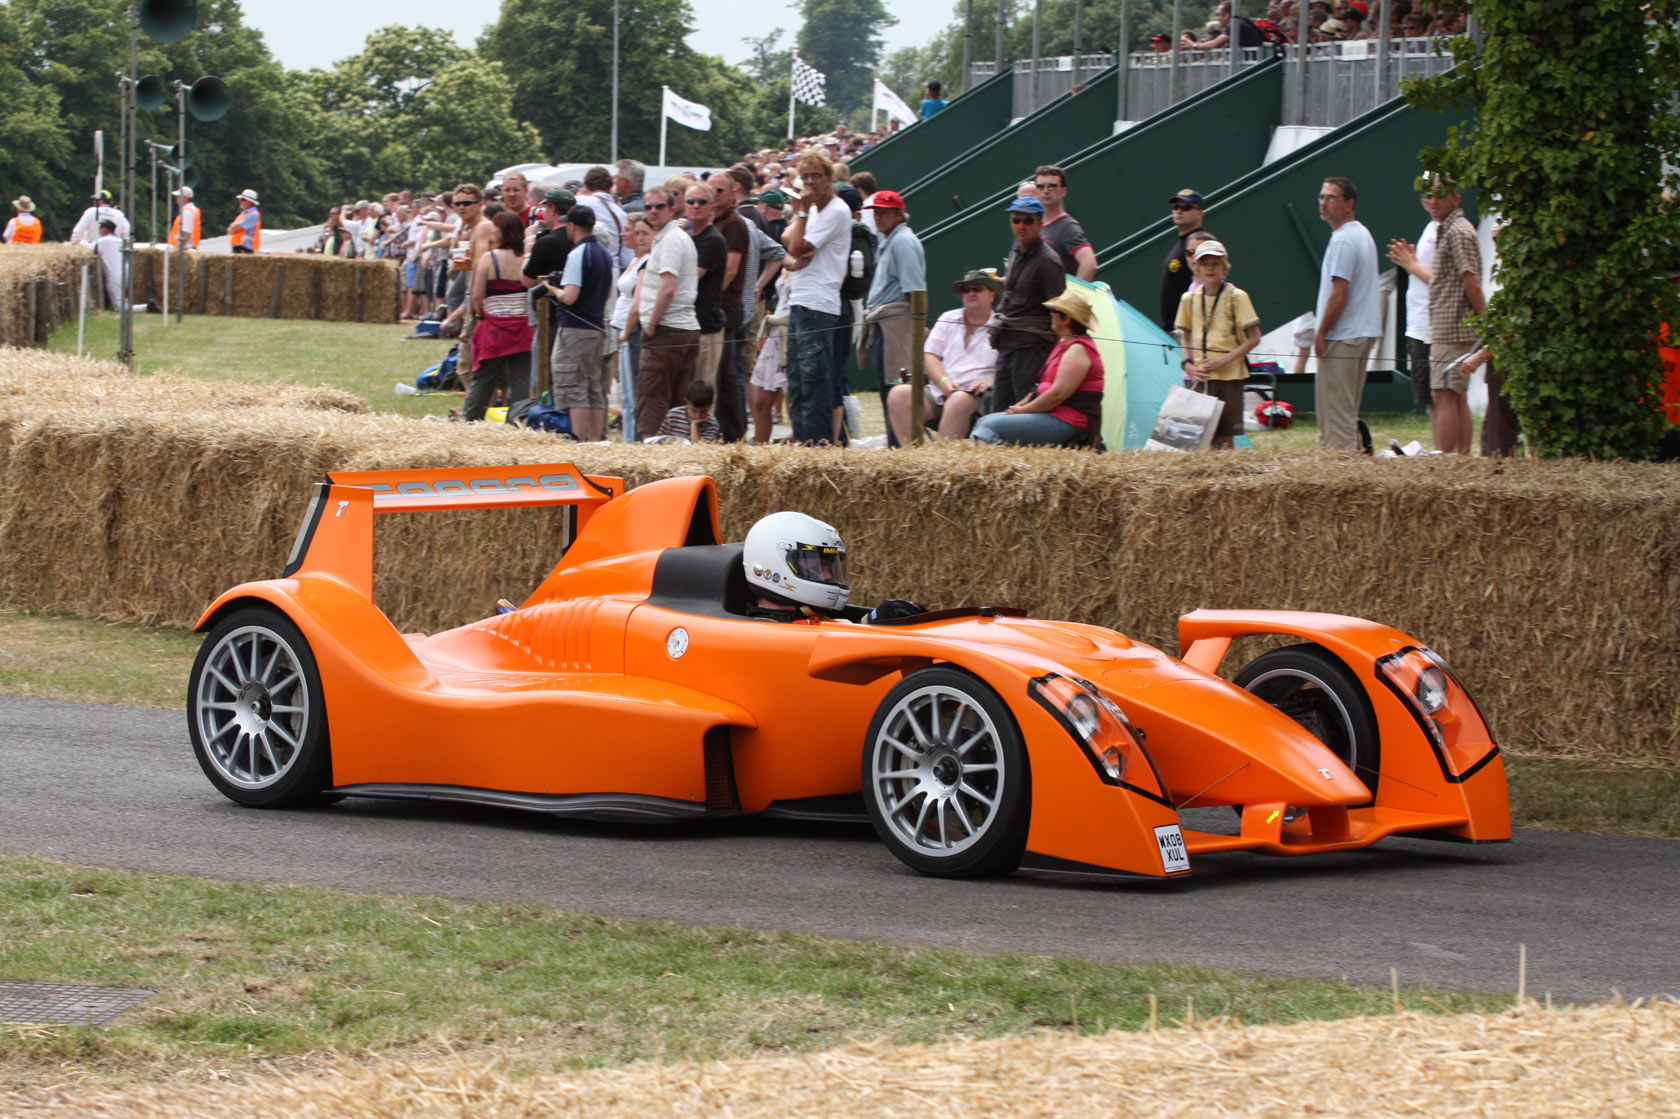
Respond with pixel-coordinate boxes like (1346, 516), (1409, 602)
(909, 289), (928, 444)
(0, 350), (1677, 766)
(535, 297), (551, 398)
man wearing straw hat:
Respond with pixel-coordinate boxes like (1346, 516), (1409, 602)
(227, 189), (262, 253)
(4, 197), (41, 244)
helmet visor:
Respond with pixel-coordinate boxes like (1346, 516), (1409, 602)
(788, 543), (848, 588)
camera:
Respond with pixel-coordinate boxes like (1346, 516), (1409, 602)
(545, 271), (566, 288)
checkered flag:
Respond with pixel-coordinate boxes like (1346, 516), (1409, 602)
(791, 54), (827, 107)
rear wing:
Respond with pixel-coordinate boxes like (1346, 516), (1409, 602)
(282, 463), (623, 596)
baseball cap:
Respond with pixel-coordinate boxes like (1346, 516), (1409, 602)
(1168, 188), (1206, 208)
(1192, 240), (1230, 263)
(565, 204), (596, 229)
(862, 189), (905, 210)
(749, 188), (790, 209)
(835, 185), (865, 212)
(543, 188), (576, 208)
(1007, 196), (1045, 216)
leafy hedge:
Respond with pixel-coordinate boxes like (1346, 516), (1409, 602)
(1407, 3), (1680, 459)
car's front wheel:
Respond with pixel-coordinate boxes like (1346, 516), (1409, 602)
(188, 606), (332, 808)
(1233, 642), (1379, 799)
(861, 667), (1030, 878)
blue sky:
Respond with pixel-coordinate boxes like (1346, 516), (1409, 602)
(240, 0), (956, 77)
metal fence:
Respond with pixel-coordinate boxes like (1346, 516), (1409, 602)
(971, 39), (1456, 125)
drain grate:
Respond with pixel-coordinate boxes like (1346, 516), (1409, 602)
(0, 982), (155, 1026)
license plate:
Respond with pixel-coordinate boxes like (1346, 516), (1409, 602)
(1154, 824), (1190, 874)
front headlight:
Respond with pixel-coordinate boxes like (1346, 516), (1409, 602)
(1376, 646), (1499, 780)
(1028, 673), (1165, 801)
(1415, 665), (1449, 713)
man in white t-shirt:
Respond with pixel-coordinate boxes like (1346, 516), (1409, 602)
(71, 191), (130, 245)
(780, 149), (851, 445)
(1312, 176), (1382, 450)
(635, 185), (701, 439)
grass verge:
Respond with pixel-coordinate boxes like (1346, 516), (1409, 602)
(0, 853), (1506, 1095)
(47, 311), (1453, 449)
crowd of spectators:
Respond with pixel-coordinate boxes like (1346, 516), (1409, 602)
(1150, 0), (1471, 51)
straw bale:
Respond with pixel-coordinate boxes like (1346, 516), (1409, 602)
(130, 250), (399, 324)
(9, 1003), (1679, 1117)
(1, 348), (1678, 763)
(0, 244), (89, 348)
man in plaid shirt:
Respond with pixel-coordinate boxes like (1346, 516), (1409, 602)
(1424, 176), (1485, 455)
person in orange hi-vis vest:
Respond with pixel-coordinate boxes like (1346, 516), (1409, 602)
(170, 186), (201, 248)
(227, 188), (261, 253)
(4, 196), (42, 243)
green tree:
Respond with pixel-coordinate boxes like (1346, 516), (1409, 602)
(0, 4), (73, 236)
(373, 59), (543, 190)
(4, 0), (330, 231)
(796, 0), (896, 117)
(1407, 2), (1679, 459)
(479, 0), (747, 166)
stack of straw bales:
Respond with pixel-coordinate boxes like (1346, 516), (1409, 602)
(1, 348), (1677, 764)
(129, 249), (399, 324)
(0, 244), (88, 348)
(8, 1004), (1678, 1117)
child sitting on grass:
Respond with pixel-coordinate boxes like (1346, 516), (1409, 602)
(1174, 240), (1261, 450)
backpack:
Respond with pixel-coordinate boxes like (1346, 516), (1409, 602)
(415, 346), (460, 391)
(506, 395), (575, 437)
(1249, 18), (1290, 44)
(840, 221), (877, 302)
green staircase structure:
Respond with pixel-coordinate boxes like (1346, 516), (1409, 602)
(914, 58), (1286, 320)
(896, 66), (1122, 225)
(848, 69), (1015, 189)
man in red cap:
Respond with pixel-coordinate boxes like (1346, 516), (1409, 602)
(860, 189), (926, 439)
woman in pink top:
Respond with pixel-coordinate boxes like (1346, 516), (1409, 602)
(971, 288), (1103, 447)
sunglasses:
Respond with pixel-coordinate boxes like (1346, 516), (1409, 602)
(1009, 215), (1039, 224)
(454, 200), (479, 207)
(685, 198), (711, 206)
(646, 201), (672, 210)
(1170, 202), (1198, 211)
(959, 285), (989, 294)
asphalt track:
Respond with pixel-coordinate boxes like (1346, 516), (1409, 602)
(2, 694), (1673, 1005)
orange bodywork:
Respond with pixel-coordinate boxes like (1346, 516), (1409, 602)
(196, 464), (1509, 880)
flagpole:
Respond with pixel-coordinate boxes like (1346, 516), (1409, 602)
(787, 59), (796, 141)
(659, 86), (668, 167)
(610, 0), (619, 165)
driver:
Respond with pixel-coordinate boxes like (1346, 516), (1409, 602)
(741, 513), (923, 623)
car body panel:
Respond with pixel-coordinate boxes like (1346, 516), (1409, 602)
(192, 466), (1510, 880)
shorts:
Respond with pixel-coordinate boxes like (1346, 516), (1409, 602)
(1206, 377), (1247, 439)
(551, 326), (607, 409)
(403, 260), (421, 291)
(1430, 340), (1475, 394)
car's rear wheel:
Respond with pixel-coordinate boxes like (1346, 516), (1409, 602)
(188, 606), (332, 808)
(1233, 643), (1379, 798)
(861, 667), (1030, 878)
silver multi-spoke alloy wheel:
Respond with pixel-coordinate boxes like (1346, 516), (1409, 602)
(188, 607), (331, 807)
(195, 624), (309, 789)
(862, 667), (1030, 878)
(872, 683), (1004, 856)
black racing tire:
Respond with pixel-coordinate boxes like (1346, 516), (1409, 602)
(1233, 642), (1379, 800)
(861, 667), (1030, 878)
(187, 605), (333, 808)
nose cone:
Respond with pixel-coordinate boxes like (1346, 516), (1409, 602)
(1109, 675), (1370, 808)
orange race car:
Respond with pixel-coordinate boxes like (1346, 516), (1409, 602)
(188, 463), (1509, 881)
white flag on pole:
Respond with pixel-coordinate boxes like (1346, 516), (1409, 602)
(661, 86), (713, 131)
(792, 54), (827, 107)
(872, 80), (916, 126)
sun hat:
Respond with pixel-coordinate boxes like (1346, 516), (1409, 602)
(1043, 288), (1096, 330)
(236, 188), (260, 204)
(951, 268), (1003, 295)
(12, 196), (33, 212)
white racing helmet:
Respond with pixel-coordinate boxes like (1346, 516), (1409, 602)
(743, 512), (850, 611)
